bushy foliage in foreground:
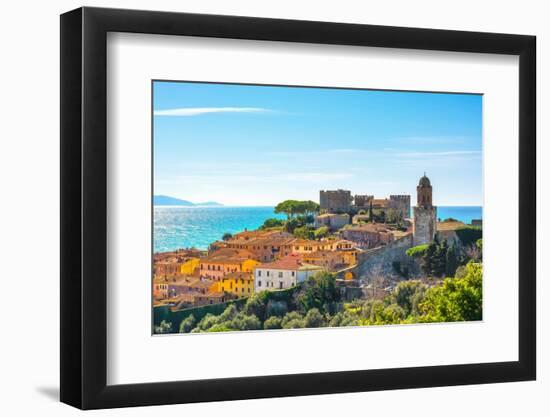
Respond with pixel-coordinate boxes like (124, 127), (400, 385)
(419, 262), (482, 322)
(174, 264), (482, 334)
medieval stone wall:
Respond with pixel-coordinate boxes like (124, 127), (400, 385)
(356, 234), (419, 279)
(320, 189), (352, 213)
(389, 195), (411, 219)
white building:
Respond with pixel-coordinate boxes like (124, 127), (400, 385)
(254, 254), (325, 292)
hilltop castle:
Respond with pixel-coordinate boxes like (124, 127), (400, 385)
(319, 174), (437, 246)
(319, 190), (411, 219)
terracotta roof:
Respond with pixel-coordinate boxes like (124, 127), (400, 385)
(159, 276), (215, 289)
(222, 272), (254, 281)
(301, 251), (343, 261)
(196, 291), (226, 299)
(317, 213), (349, 218)
(371, 199), (390, 208)
(233, 229), (291, 240)
(290, 239), (324, 247)
(256, 254), (324, 271)
(201, 248), (255, 263)
(437, 221), (466, 231)
(153, 248), (204, 260)
(227, 236), (296, 247)
(344, 223), (392, 232)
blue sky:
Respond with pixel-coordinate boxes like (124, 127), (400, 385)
(153, 81), (482, 206)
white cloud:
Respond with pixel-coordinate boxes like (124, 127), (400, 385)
(395, 150), (481, 158)
(154, 107), (272, 116)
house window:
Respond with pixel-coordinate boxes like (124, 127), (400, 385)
(291, 271), (295, 277)
(278, 272), (283, 278)
(258, 270), (262, 276)
(267, 271), (270, 277)
(279, 282), (283, 289)
(258, 281), (261, 287)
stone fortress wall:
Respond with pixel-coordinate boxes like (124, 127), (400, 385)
(355, 234), (418, 278)
(320, 189), (353, 213)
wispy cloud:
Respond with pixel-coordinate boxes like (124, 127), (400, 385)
(154, 107), (272, 117)
(394, 150), (481, 158)
(266, 148), (360, 157)
(389, 136), (473, 146)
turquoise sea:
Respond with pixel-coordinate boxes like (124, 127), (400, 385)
(153, 205), (482, 253)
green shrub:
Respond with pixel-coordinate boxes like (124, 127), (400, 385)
(455, 226), (482, 247)
(260, 218), (285, 229)
(154, 320), (173, 334)
(406, 244), (429, 258)
(328, 311), (358, 327)
(243, 293), (267, 320)
(314, 226), (330, 240)
(420, 262), (482, 322)
(281, 311), (305, 329)
(295, 272), (339, 313)
(179, 314), (196, 333)
(264, 316), (283, 329)
(392, 281), (427, 316)
(304, 308), (325, 328)
(293, 225), (315, 240)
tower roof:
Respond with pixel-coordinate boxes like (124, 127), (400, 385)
(418, 174), (431, 187)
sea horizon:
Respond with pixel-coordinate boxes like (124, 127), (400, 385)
(153, 205), (482, 253)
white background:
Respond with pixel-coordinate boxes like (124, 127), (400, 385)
(107, 33), (518, 385)
(0, 0), (546, 415)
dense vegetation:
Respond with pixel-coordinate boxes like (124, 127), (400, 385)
(172, 264), (483, 334)
(407, 238), (482, 278)
(260, 200), (330, 240)
(455, 226), (482, 247)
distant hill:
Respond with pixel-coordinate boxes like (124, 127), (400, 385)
(153, 195), (223, 207)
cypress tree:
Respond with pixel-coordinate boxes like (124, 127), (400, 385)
(434, 240), (448, 277)
(445, 243), (459, 277)
(423, 242), (438, 276)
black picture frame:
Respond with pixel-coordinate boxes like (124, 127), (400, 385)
(60, 6), (536, 410)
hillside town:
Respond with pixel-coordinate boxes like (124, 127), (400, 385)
(153, 175), (482, 321)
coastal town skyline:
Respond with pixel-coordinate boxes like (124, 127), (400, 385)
(153, 81), (482, 206)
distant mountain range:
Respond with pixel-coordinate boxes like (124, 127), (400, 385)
(153, 195), (223, 207)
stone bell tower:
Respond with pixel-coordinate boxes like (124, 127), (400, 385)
(413, 174), (437, 245)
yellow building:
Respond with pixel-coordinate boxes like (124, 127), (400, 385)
(179, 257), (200, 275)
(218, 271), (255, 297)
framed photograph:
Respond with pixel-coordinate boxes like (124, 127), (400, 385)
(60, 6), (536, 410)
